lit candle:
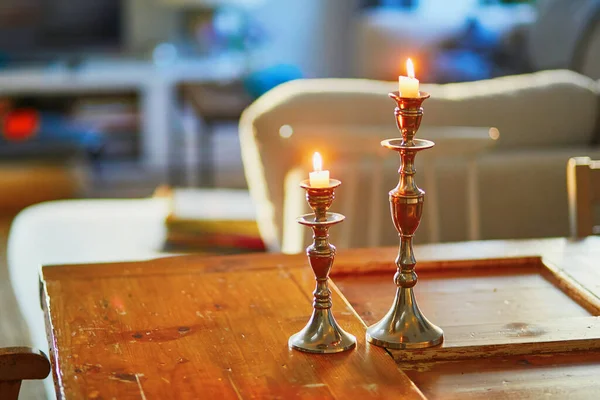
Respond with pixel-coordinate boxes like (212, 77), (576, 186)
(309, 152), (330, 187)
(398, 58), (419, 98)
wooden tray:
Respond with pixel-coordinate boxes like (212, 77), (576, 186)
(333, 256), (600, 363)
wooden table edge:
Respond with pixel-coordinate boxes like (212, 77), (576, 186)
(40, 275), (66, 400)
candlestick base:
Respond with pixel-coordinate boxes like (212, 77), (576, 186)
(289, 309), (356, 354)
(366, 287), (443, 349)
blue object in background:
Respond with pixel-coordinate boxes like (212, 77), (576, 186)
(456, 17), (501, 52)
(431, 16), (501, 82)
(37, 113), (104, 151)
(433, 50), (493, 82)
(243, 64), (303, 98)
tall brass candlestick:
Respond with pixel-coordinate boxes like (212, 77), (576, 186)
(289, 179), (356, 354)
(366, 91), (444, 349)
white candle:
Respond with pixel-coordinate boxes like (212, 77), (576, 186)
(398, 58), (419, 98)
(309, 152), (330, 187)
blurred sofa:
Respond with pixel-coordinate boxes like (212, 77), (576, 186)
(421, 70), (600, 241)
(240, 69), (600, 251)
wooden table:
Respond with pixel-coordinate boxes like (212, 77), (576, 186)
(41, 237), (600, 399)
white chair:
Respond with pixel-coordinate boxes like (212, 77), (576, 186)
(240, 72), (600, 248)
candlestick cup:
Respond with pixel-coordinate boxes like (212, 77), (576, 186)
(289, 179), (356, 354)
(365, 91), (444, 349)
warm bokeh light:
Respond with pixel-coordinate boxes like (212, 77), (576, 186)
(312, 152), (323, 172)
(407, 58), (415, 79)
(489, 127), (500, 140)
(279, 124), (293, 139)
(3, 109), (39, 141)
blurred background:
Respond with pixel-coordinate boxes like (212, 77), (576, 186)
(3, 2), (600, 398)
(0, 0), (590, 209)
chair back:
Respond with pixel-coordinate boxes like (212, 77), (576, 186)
(240, 79), (497, 253)
(0, 347), (50, 400)
(567, 157), (600, 237)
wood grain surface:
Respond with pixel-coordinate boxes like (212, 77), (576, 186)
(42, 237), (600, 399)
(42, 255), (424, 399)
(403, 350), (600, 400)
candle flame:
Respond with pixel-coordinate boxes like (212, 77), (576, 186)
(312, 152), (323, 172)
(407, 58), (415, 79)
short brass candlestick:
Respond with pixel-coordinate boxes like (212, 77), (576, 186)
(289, 179), (356, 354)
(366, 91), (444, 349)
